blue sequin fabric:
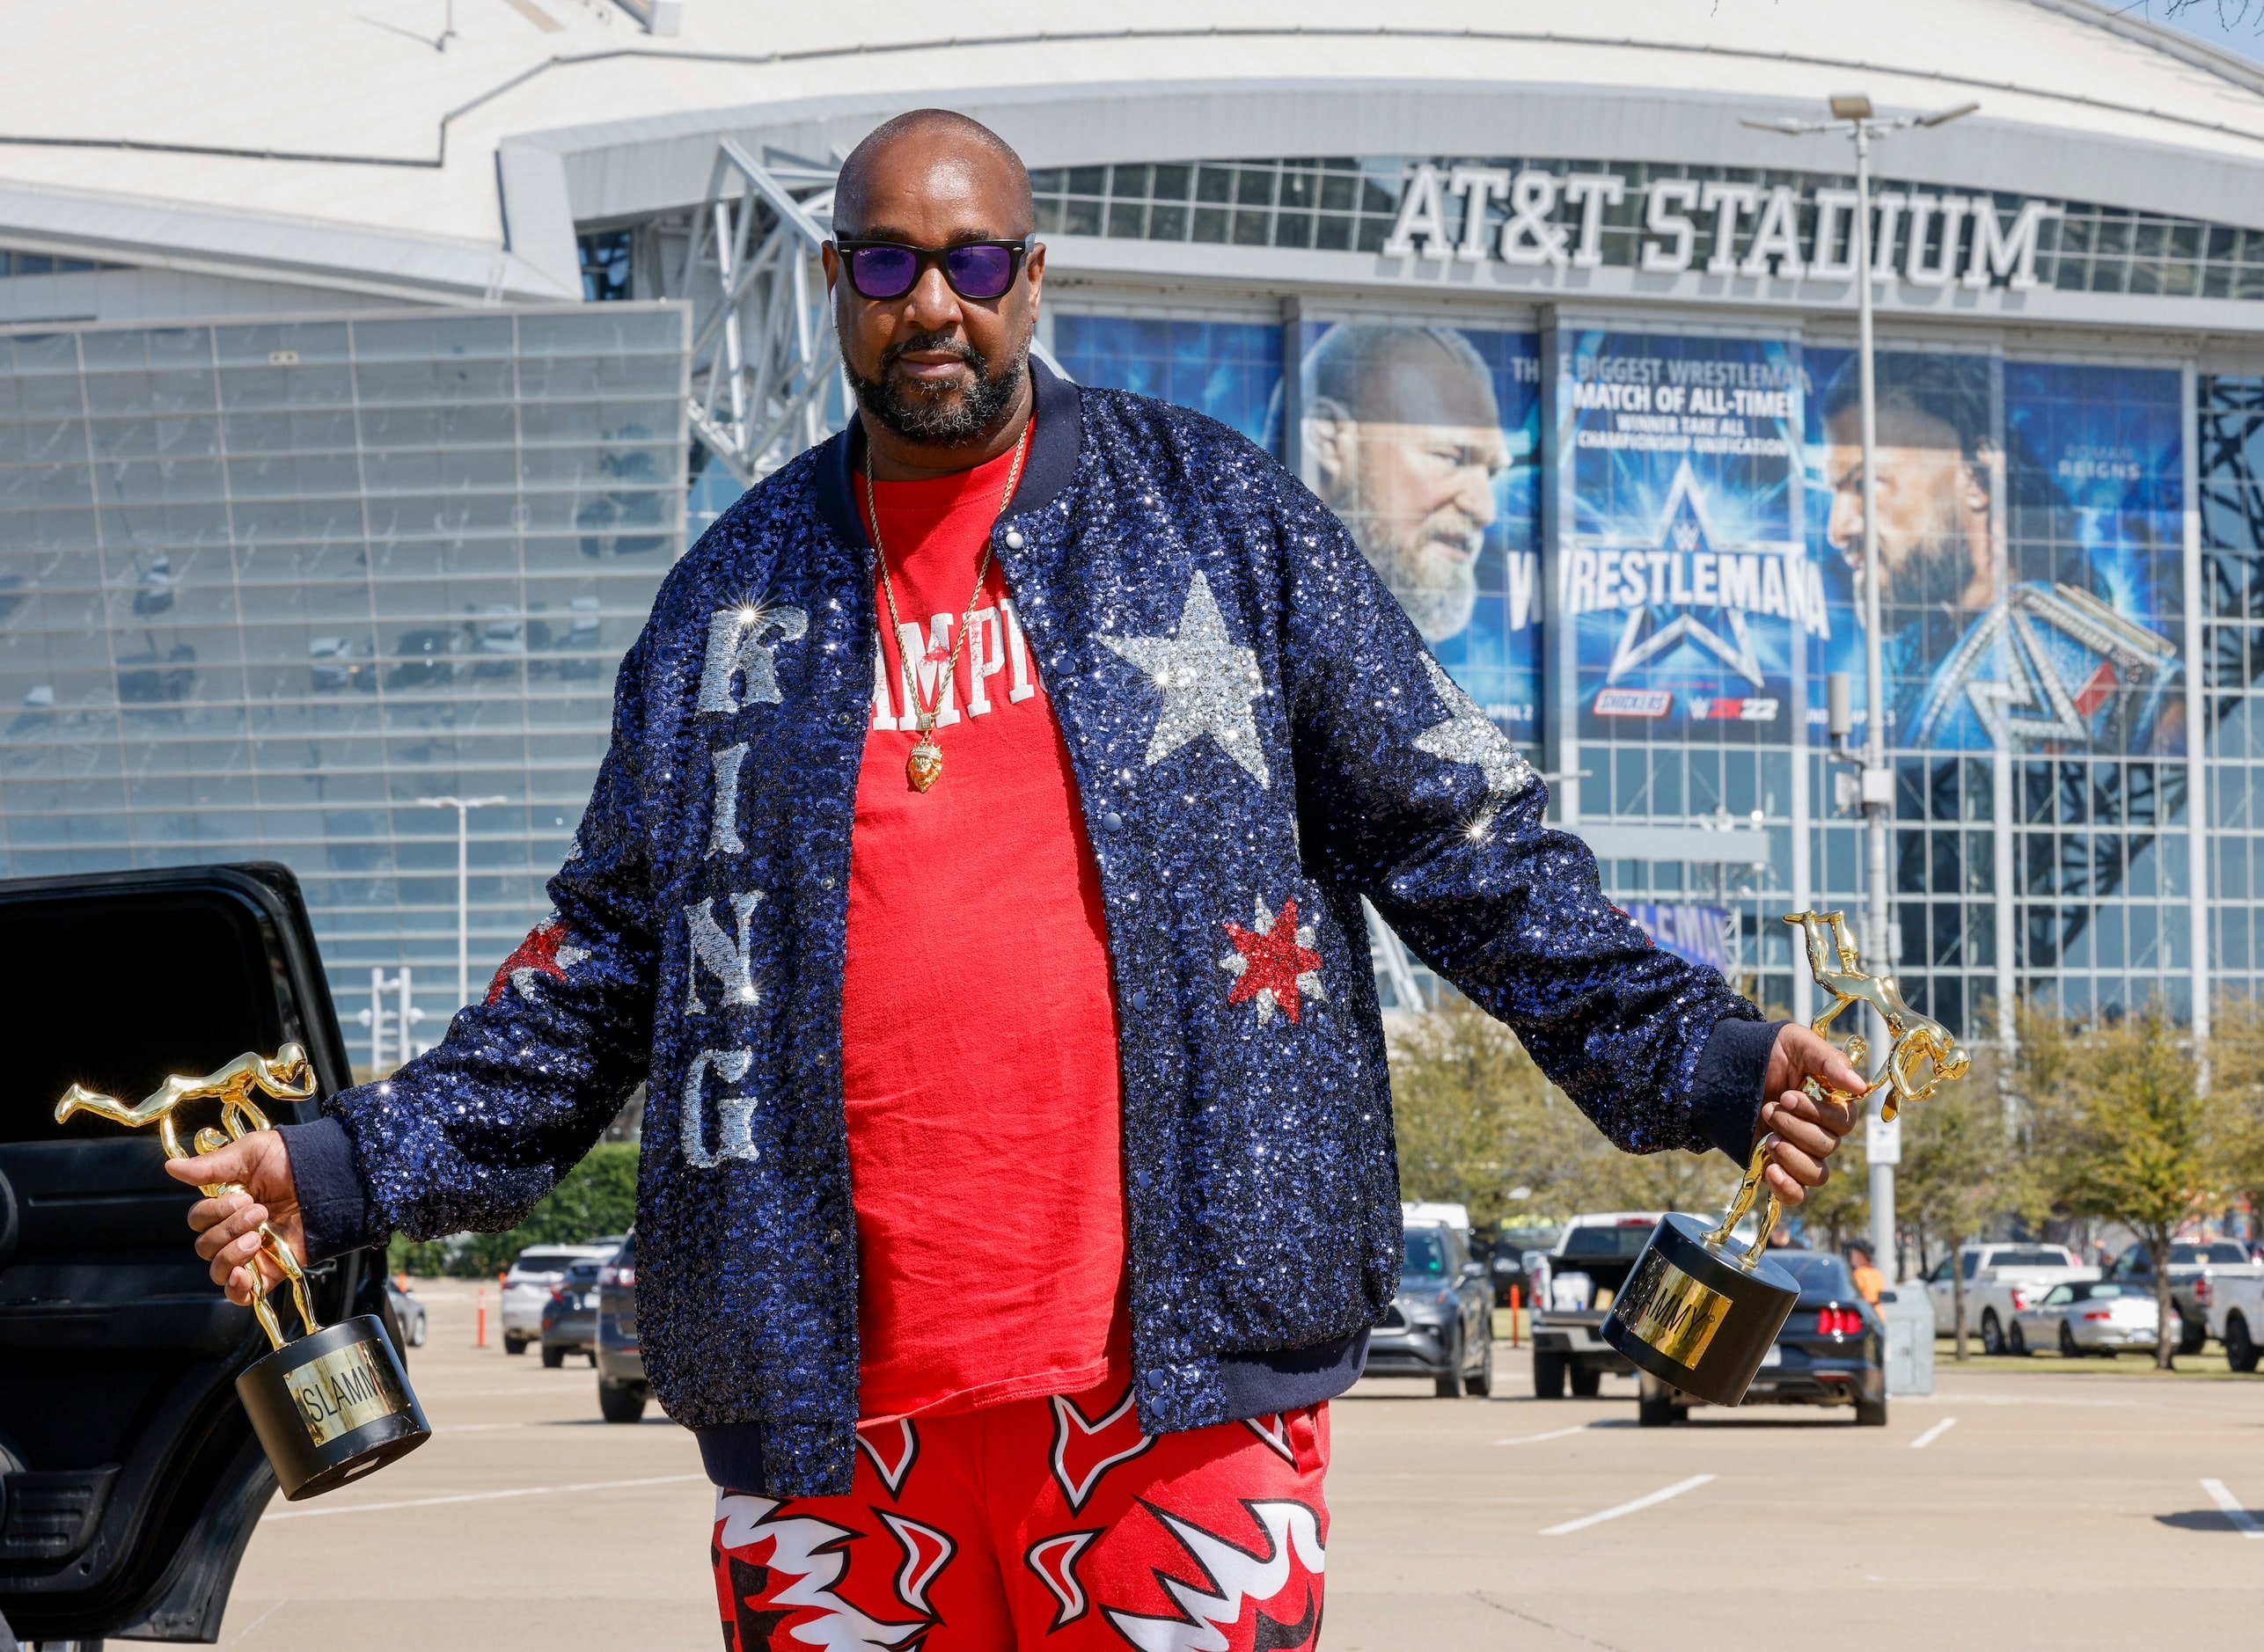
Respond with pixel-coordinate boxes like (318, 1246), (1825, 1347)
(322, 360), (1760, 1495)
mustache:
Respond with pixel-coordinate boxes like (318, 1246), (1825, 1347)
(1418, 507), (1486, 554)
(882, 332), (983, 372)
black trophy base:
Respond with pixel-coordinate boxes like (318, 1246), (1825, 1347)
(237, 1313), (430, 1501)
(1602, 1213), (1801, 1408)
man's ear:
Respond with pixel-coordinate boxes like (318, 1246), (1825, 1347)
(1305, 396), (1356, 497)
(1961, 442), (1999, 517)
(1960, 442), (2003, 596)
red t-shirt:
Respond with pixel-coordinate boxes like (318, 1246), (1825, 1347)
(843, 429), (1130, 1422)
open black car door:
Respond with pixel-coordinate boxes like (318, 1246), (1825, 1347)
(0, 864), (378, 1645)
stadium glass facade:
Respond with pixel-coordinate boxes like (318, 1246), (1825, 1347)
(3, 133), (2260, 1046)
(1041, 150), (2242, 1036)
(0, 303), (688, 1049)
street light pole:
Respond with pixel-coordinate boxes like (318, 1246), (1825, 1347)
(1744, 94), (1976, 1281)
(419, 794), (508, 1009)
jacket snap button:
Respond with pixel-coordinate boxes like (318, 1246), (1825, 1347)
(1102, 810), (1125, 832)
(1131, 989), (1148, 1011)
(1003, 528), (1024, 550)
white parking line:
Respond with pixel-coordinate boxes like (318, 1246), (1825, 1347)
(1492, 1424), (1590, 1447)
(1909, 1416), (1958, 1450)
(2202, 1478), (2264, 1539)
(262, 1471), (707, 1522)
(1540, 1473), (1716, 1536)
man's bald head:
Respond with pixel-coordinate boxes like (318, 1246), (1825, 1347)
(1301, 324), (1509, 644)
(834, 109), (1033, 239)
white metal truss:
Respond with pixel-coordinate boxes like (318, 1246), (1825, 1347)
(656, 141), (1081, 487)
(671, 142), (843, 486)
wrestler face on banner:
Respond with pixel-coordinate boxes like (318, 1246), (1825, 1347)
(1302, 325), (1510, 644)
(1821, 369), (2001, 626)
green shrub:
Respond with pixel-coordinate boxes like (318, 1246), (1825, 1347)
(382, 1142), (640, 1277)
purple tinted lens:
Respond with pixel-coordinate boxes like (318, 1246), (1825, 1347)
(850, 245), (919, 298)
(944, 244), (1016, 299)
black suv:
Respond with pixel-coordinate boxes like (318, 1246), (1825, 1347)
(0, 865), (394, 1646)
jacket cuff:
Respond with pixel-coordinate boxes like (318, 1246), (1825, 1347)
(277, 1115), (385, 1261)
(1689, 1017), (1785, 1162)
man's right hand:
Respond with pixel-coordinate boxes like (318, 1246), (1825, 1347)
(166, 1129), (305, 1306)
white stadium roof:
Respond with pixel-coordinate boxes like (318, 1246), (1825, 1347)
(4, 0), (2264, 306)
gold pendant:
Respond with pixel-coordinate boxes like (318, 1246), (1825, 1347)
(906, 735), (943, 792)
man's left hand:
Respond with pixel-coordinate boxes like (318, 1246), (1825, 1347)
(1755, 1025), (1866, 1207)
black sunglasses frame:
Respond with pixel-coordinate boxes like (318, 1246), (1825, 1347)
(832, 238), (1034, 303)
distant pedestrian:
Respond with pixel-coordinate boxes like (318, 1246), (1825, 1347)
(1850, 1246), (1886, 1304)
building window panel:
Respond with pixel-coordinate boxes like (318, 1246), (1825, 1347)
(1898, 828), (1928, 894)
(1931, 829), (1960, 894)
(2130, 903), (2159, 969)
(1967, 903), (1997, 969)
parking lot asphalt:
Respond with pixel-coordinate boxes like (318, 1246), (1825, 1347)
(216, 1282), (2264, 1648)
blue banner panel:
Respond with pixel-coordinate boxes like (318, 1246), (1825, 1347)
(1295, 322), (1541, 743)
(1051, 315), (1283, 451)
(1557, 330), (1815, 743)
(1801, 349), (2184, 755)
(1624, 902), (1733, 976)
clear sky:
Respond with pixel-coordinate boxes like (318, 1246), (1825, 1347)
(2136, 0), (2264, 62)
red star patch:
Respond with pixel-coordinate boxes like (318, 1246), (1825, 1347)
(1220, 897), (1324, 1026)
(487, 919), (587, 1004)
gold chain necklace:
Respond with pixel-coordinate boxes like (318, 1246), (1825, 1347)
(865, 419), (1031, 793)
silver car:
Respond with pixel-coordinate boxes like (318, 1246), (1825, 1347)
(383, 1277), (428, 1349)
(2008, 1279), (2159, 1356)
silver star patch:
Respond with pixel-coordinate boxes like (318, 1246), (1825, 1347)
(1413, 655), (1535, 800)
(1099, 570), (1270, 787)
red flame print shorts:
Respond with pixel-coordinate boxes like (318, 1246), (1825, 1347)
(711, 1380), (1328, 1651)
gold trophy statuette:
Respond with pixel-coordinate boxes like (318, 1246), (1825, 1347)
(55, 1044), (429, 1500)
(1602, 910), (1971, 1407)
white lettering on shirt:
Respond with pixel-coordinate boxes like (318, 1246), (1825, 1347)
(964, 605), (1006, 715)
(1001, 597), (1037, 704)
(895, 616), (963, 728)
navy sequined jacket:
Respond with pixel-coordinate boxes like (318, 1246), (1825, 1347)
(285, 358), (1779, 1497)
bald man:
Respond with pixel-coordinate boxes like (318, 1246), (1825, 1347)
(1302, 324), (1511, 644)
(176, 110), (1862, 1650)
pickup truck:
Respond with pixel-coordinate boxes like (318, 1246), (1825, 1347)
(1525, 1211), (1668, 1399)
(2205, 1262), (2264, 1371)
(2107, 1239), (2262, 1355)
(1923, 1243), (2097, 1354)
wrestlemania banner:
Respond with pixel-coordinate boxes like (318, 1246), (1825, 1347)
(1556, 329), (1822, 742)
(1293, 321), (1542, 744)
(1801, 349), (2186, 756)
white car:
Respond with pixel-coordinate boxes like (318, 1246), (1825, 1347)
(1923, 1243), (2098, 1353)
(501, 1241), (622, 1354)
(2007, 1279), (2159, 1357)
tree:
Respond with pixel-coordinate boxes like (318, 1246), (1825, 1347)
(387, 1141), (641, 1277)
(1387, 998), (1734, 1238)
(2205, 992), (2264, 1222)
(2029, 1006), (2209, 1370)
(1894, 1034), (2019, 1362)
(1387, 998), (1550, 1233)
(2160, 1), (2264, 35)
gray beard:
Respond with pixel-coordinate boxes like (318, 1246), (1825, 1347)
(1347, 518), (1479, 642)
(1394, 574), (1479, 644)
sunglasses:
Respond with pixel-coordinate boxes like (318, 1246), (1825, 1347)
(834, 238), (1032, 303)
